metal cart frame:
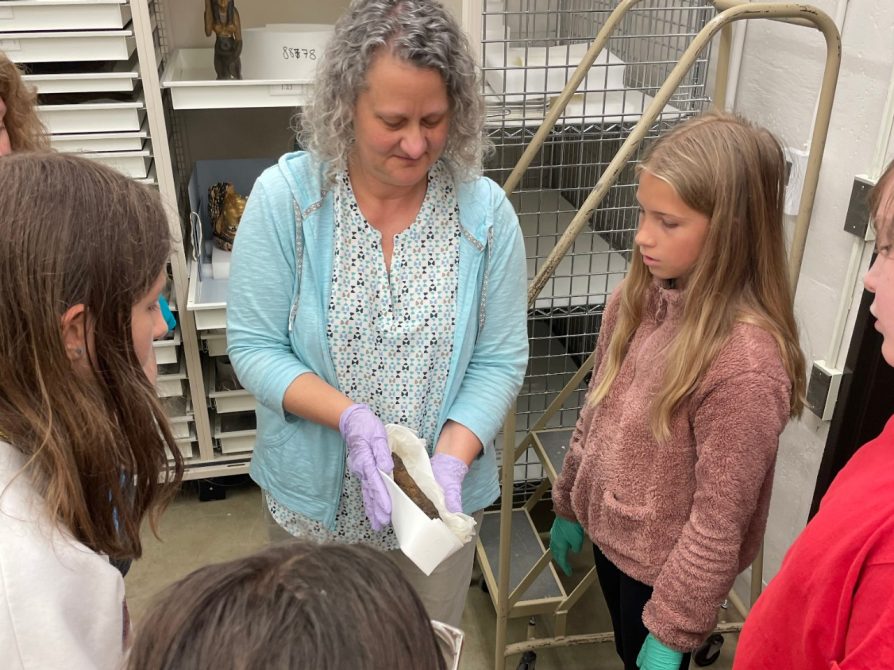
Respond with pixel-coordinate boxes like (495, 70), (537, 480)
(479, 3), (841, 668)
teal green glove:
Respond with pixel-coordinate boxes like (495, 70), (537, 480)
(549, 516), (584, 576)
(637, 633), (683, 670)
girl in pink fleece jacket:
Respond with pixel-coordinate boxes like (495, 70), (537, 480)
(550, 112), (806, 670)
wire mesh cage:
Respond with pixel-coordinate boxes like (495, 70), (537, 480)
(479, 0), (715, 492)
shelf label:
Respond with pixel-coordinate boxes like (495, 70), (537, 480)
(0, 38), (19, 51)
(0, 8), (14, 19)
(281, 47), (318, 62)
(268, 84), (300, 96)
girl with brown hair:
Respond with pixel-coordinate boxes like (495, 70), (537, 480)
(0, 152), (183, 668)
(549, 112), (806, 670)
(127, 541), (449, 670)
(0, 50), (49, 154)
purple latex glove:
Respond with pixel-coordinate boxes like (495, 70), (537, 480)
(339, 404), (394, 531)
(430, 453), (469, 514)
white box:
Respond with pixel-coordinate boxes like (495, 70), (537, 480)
(152, 328), (181, 366)
(83, 148), (152, 179)
(211, 245), (231, 279)
(37, 98), (144, 134)
(51, 126), (147, 153)
(169, 418), (193, 441)
(24, 59), (139, 95)
(201, 330), (228, 357)
(208, 357), (257, 414)
(214, 412), (256, 454)
(0, 30), (135, 63)
(156, 361), (186, 398)
(211, 388), (256, 414)
(161, 48), (313, 110)
(0, 1), (131, 32)
(241, 24), (333, 80)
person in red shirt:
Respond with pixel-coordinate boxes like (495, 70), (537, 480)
(734, 159), (894, 669)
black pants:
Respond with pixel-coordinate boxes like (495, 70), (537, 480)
(593, 544), (691, 670)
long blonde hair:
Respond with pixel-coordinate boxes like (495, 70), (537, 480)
(590, 112), (806, 440)
(0, 153), (182, 559)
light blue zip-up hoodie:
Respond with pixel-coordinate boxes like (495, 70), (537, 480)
(227, 151), (528, 529)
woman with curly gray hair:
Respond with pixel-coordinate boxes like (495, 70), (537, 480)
(227, 0), (528, 628)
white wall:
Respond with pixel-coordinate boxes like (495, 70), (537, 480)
(730, 0), (894, 588)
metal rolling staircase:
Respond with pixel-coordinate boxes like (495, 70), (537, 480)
(473, 2), (842, 668)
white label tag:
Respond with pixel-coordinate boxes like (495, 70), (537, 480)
(268, 84), (299, 96)
(0, 8), (14, 19)
(0, 38), (20, 50)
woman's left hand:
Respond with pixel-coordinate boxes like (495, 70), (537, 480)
(637, 633), (683, 670)
(430, 453), (468, 513)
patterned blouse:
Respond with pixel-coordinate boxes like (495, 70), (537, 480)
(267, 161), (461, 549)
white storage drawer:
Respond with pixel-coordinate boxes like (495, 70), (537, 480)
(152, 328), (181, 366)
(200, 330), (228, 357)
(156, 361), (186, 398)
(210, 388), (256, 414)
(169, 418), (193, 441)
(51, 126), (148, 153)
(84, 148), (152, 179)
(0, 30), (135, 63)
(160, 396), (193, 439)
(213, 412), (256, 455)
(187, 261), (227, 330)
(136, 164), (157, 187)
(38, 99), (144, 134)
(24, 59), (139, 95)
(168, 430), (196, 461)
(0, 1), (131, 32)
(162, 49), (312, 110)
(209, 358), (256, 414)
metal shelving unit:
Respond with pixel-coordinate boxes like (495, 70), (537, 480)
(132, 0), (351, 480)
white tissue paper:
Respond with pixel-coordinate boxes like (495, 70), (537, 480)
(380, 424), (477, 576)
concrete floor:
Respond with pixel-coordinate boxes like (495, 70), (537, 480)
(126, 479), (741, 670)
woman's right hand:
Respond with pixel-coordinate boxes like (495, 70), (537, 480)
(339, 404), (394, 531)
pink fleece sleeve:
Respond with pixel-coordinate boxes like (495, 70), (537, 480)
(552, 288), (622, 520)
(552, 405), (590, 520)
(642, 368), (790, 651)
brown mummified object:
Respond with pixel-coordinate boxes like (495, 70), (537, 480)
(392, 454), (440, 519)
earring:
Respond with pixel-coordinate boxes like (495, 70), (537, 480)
(68, 346), (84, 359)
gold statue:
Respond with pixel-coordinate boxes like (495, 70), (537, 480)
(204, 0), (242, 80)
(209, 182), (246, 251)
